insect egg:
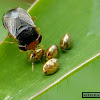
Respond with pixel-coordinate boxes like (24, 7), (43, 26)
(60, 33), (72, 50)
(28, 48), (44, 63)
(42, 58), (59, 75)
(45, 45), (59, 60)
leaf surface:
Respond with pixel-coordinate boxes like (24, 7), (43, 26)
(0, 0), (100, 99)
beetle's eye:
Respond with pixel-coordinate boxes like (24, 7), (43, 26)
(26, 27), (34, 32)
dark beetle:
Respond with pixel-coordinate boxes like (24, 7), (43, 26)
(3, 7), (42, 51)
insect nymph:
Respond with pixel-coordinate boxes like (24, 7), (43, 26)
(2, 7), (43, 71)
(3, 7), (42, 51)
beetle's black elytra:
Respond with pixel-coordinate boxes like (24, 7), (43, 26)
(16, 26), (38, 45)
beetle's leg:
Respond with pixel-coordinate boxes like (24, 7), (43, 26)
(2, 37), (17, 44)
(31, 50), (35, 72)
(14, 38), (18, 42)
(3, 41), (15, 44)
(7, 32), (13, 38)
(35, 27), (40, 33)
(37, 28), (40, 31)
(0, 33), (17, 45)
(32, 62), (34, 72)
(20, 50), (28, 56)
(32, 57), (35, 72)
(36, 45), (44, 49)
(0, 40), (15, 45)
(32, 50), (44, 64)
(33, 16), (36, 22)
(34, 25), (40, 33)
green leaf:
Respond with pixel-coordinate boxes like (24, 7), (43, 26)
(36, 55), (100, 100)
(0, 0), (100, 99)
